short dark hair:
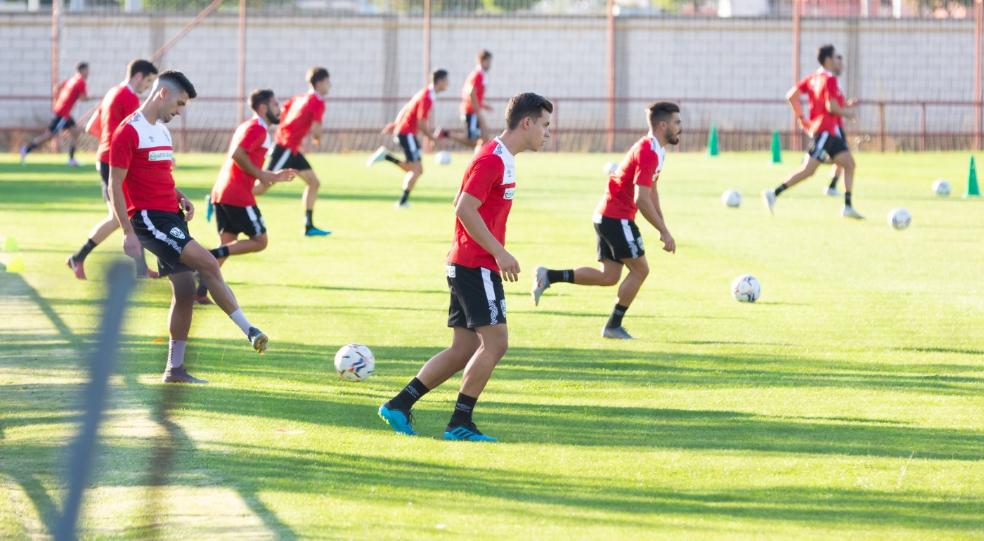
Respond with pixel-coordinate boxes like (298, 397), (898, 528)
(817, 44), (836, 66)
(505, 92), (553, 130)
(478, 49), (492, 62)
(432, 69), (448, 85)
(307, 67), (330, 86)
(647, 101), (680, 127)
(76, 62), (89, 72)
(127, 59), (158, 79)
(158, 70), (197, 99)
(250, 89), (275, 112)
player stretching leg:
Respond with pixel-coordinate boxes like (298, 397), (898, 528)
(378, 93), (553, 441)
(21, 62), (89, 166)
(436, 50), (494, 151)
(533, 102), (681, 340)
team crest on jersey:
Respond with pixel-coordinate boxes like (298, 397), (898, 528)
(169, 227), (186, 240)
(503, 187), (516, 200)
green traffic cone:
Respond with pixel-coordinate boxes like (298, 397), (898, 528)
(966, 156), (980, 198)
(2, 236), (19, 252)
(770, 130), (782, 164)
(707, 124), (720, 157)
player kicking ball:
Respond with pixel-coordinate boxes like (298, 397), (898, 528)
(108, 71), (269, 384)
(378, 93), (553, 442)
(532, 102), (681, 340)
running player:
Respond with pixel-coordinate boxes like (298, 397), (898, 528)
(763, 44), (864, 219)
(194, 89), (296, 304)
(21, 62), (90, 166)
(66, 59), (158, 280)
(435, 50), (493, 150)
(365, 69), (450, 208)
(108, 70), (269, 384)
(253, 66), (331, 236)
(532, 102), (682, 340)
(378, 92), (553, 442)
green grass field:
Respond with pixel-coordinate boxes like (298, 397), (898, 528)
(1, 149), (982, 540)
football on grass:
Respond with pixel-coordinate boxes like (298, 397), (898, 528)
(334, 344), (375, 381)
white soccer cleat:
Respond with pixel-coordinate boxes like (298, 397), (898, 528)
(842, 205), (865, 220)
(762, 189), (776, 215)
(19, 145), (27, 164)
(67, 158), (80, 168)
(367, 146), (389, 167)
(531, 266), (550, 306)
(824, 186), (840, 197)
(602, 326), (634, 340)
(394, 200), (410, 209)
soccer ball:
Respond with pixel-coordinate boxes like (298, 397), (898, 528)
(731, 274), (761, 303)
(932, 179), (951, 197)
(888, 208), (911, 230)
(333, 344), (375, 381)
(721, 189), (742, 208)
(435, 151), (452, 165)
(603, 161), (619, 176)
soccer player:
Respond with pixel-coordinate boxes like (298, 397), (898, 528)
(66, 59), (158, 280)
(108, 70), (269, 384)
(435, 50), (494, 150)
(253, 66), (331, 236)
(531, 102), (682, 340)
(377, 92), (553, 442)
(21, 62), (90, 166)
(763, 44), (864, 219)
(194, 89), (296, 304)
(365, 69), (450, 208)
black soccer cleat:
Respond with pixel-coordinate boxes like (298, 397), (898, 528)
(248, 327), (268, 354)
(162, 366), (207, 384)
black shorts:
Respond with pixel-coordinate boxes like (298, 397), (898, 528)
(215, 203), (266, 237)
(48, 115), (75, 134)
(267, 144), (311, 171)
(595, 215), (645, 262)
(446, 264), (506, 329)
(808, 129), (849, 162)
(396, 134), (421, 163)
(463, 114), (481, 141)
(98, 161), (110, 201)
(131, 210), (194, 277)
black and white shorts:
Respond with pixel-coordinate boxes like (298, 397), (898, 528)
(446, 264), (506, 329)
(396, 133), (421, 163)
(131, 210), (194, 277)
(215, 203), (266, 237)
(594, 215), (645, 262)
(48, 115), (76, 134)
(267, 144), (312, 172)
(98, 161), (110, 201)
(463, 113), (481, 141)
(808, 129), (849, 163)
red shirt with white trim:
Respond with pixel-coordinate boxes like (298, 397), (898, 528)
(212, 116), (271, 207)
(109, 111), (178, 218)
(596, 135), (665, 221)
(394, 86), (434, 135)
(274, 92), (325, 151)
(796, 69), (845, 136)
(96, 83), (140, 163)
(53, 74), (87, 119)
(460, 68), (486, 115)
(448, 138), (516, 272)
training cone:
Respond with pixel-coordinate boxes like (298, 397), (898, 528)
(2, 236), (19, 252)
(5, 255), (25, 273)
(707, 124), (720, 157)
(770, 130), (782, 164)
(966, 156), (980, 198)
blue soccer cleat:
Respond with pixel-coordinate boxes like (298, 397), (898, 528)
(204, 194), (214, 223)
(444, 423), (497, 442)
(304, 226), (332, 237)
(378, 405), (416, 436)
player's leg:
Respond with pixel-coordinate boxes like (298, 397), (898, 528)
(827, 164), (842, 195)
(398, 162), (422, 208)
(832, 149), (863, 219)
(21, 117), (62, 161)
(602, 255), (650, 338)
(161, 271), (207, 383)
(66, 122), (81, 166)
(532, 260), (622, 305)
(195, 230), (237, 303)
(763, 154), (822, 213)
(445, 323), (506, 441)
(67, 164), (116, 279)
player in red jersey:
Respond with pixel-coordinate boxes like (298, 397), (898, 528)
(763, 44), (864, 219)
(365, 69), (450, 208)
(194, 90), (296, 304)
(109, 71), (269, 384)
(378, 93), (553, 442)
(21, 62), (90, 167)
(434, 50), (494, 150)
(251, 67), (331, 236)
(66, 59), (158, 280)
(532, 102), (682, 340)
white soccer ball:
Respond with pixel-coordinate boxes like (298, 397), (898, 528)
(721, 189), (742, 208)
(334, 344), (375, 381)
(435, 151), (452, 166)
(932, 179), (951, 197)
(603, 161), (619, 176)
(731, 274), (761, 303)
(888, 207), (911, 230)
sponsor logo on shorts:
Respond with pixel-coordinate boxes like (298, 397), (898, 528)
(499, 298), (506, 317)
(636, 237), (644, 251)
(169, 227), (186, 240)
(503, 187), (515, 200)
(487, 300), (499, 325)
(148, 150), (174, 162)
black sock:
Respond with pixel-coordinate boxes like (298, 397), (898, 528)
(386, 377), (430, 412)
(845, 191), (852, 207)
(73, 238), (97, 262)
(196, 281), (208, 297)
(399, 190), (411, 205)
(829, 174), (839, 189)
(305, 210), (314, 229)
(25, 142), (37, 153)
(384, 154), (401, 165)
(210, 246), (229, 259)
(606, 303), (629, 329)
(69, 146), (76, 160)
(448, 393), (477, 427)
(546, 269), (574, 283)
(774, 183), (788, 196)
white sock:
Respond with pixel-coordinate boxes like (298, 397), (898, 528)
(167, 339), (186, 369)
(229, 308), (253, 336)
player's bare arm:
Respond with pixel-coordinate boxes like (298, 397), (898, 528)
(232, 147), (295, 186)
(637, 185), (675, 253)
(455, 192), (520, 281)
(826, 99), (856, 119)
(176, 190), (195, 221)
(786, 86), (809, 131)
(108, 166), (141, 259)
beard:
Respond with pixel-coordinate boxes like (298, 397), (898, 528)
(265, 111), (281, 125)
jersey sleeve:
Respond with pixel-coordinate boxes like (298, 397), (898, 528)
(461, 156), (505, 203)
(796, 76), (811, 94)
(79, 79), (88, 98)
(239, 124), (265, 152)
(312, 99), (326, 124)
(633, 146), (659, 188)
(109, 124), (137, 169)
(824, 77), (843, 109)
(418, 96), (432, 120)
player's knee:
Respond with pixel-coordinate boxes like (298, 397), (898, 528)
(482, 337), (508, 359)
(197, 257), (222, 279)
(254, 235), (269, 251)
(632, 263), (650, 280)
(600, 272), (620, 286)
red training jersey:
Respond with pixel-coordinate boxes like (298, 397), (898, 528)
(212, 116), (272, 207)
(596, 135), (665, 221)
(96, 84), (140, 164)
(394, 86), (434, 135)
(274, 92), (325, 151)
(460, 68), (486, 115)
(448, 138), (517, 272)
(796, 69), (845, 137)
(53, 74), (87, 119)
(109, 111), (178, 218)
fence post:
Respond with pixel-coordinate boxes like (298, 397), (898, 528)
(237, 0), (246, 124)
(50, 0), (60, 110)
(606, 0), (616, 153)
(920, 102), (927, 151)
(975, 0), (983, 150)
(878, 102), (886, 152)
(791, 0), (802, 148)
(423, 0), (432, 84)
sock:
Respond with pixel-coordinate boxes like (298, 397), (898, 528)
(210, 246), (229, 259)
(196, 281), (208, 297)
(385, 154), (401, 165)
(829, 174), (839, 189)
(229, 308), (253, 335)
(845, 191), (852, 207)
(386, 377), (430, 412)
(448, 393), (478, 427)
(73, 238), (97, 263)
(606, 303), (629, 329)
(774, 183), (788, 197)
(69, 145), (76, 160)
(305, 210), (314, 229)
(167, 339), (186, 369)
(399, 190), (411, 205)
(546, 269), (574, 283)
